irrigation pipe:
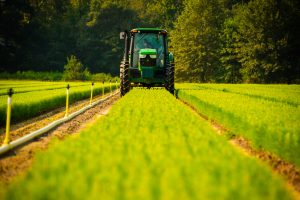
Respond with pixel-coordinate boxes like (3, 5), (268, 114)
(0, 91), (119, 155)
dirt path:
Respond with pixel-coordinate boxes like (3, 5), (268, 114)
(0, 93), (120, 184)
(179, 99), (300, 199)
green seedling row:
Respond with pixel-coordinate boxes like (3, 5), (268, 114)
(2, 89), (293, 200)
(0, 80), (66, 89)
(0, 81), (118, 127)
(191, 84), (300, 106)
(0, 82), (91, 96)
(177, 84), (300, 167)
(0, 80), (49, 86)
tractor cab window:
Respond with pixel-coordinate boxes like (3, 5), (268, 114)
(132, 33), (165, 68)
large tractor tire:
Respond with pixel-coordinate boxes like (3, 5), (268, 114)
(165, 61), (175, 95)
(120, 60), (130, 96)
(120, 61), (124, 95)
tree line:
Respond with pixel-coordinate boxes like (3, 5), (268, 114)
(171, 0), (300, 83)
(0, 0), (299, 83)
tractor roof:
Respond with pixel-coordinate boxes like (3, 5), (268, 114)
(131, 28), (167, 34)
(139, 49), (157, 55)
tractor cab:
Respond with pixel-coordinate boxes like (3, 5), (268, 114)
(119, 28), (174, 96)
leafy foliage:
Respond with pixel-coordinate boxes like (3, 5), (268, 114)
(219, 18), (242, 83)
(171, 0), (300, 83)
(232, 0), (288, 83)
(63, 55), (90, 81)
(0, 0), (299, 82)
(171, 0), (226, 82)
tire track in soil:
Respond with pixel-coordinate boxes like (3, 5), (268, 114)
(0, 93), (120, 184)
(179, 99), (300, 199)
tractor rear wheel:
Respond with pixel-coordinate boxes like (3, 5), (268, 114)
(165, 61), (175, 95)
(120, 60), (130, 96)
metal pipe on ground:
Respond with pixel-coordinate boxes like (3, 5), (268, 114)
(0, 91), (119, 155)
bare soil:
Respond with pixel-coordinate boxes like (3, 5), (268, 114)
(180, 99), (300, 198)
(0, 93), (120, 184)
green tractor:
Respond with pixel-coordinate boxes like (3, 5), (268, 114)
(119, 28), (174, 96)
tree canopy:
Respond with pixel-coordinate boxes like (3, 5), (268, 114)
(0, 0), (299, 83)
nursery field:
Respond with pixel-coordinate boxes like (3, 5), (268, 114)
(1, 89), (295, 200)
(176, 83), (300, 167)
(0, 80), (117, 126)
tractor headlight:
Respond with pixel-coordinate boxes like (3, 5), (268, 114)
(149, 54), (157, 59)
(139, 54), (146, 58)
